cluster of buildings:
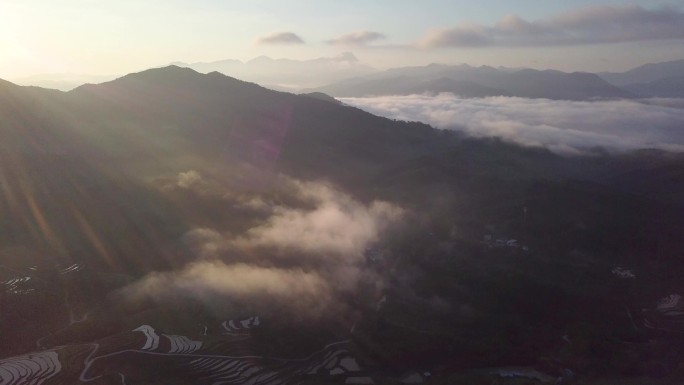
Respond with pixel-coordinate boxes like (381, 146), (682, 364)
(482, 234), (529, 251)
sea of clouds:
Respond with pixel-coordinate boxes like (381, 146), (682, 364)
(341, 94), (684, 155)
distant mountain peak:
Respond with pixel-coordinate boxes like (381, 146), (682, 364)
(629, 59), (684, 72)
(125, 65), (201, 80)
(70, 65), (212, 93)
(598, 58), (684, 90)
(248, 55), (273, 64)
(160, 64), (196, 72)
(313, 62), (632, 100)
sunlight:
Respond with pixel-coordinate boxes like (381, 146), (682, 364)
(0, 3), (37, 78)
(0, 2), (683, 384)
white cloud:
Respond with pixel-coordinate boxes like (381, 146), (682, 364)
(341, 94), (684, 154)
(176, 170), (202, 189)
(255, 32), (305, 45)
(420, 24), (491, 48)
(420, 5), (684, 48)
(238, 180), (402, 256)
(328, 31), (386, 46)
(121, 261), (332, 315)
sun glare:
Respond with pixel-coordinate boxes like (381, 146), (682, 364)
(1, 2), (684, 384)
(0, 4), (37, 78)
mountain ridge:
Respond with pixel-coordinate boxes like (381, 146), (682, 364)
(3, 65), (684, 383)
(599, 59), (684, 86)
(10, 57), (684, 97)
(308, 64), (633, 100)
(171, 52), (376, 91)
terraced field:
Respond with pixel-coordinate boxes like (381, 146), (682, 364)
(0, 277), (34, 295)
(0, 322), (364, 385)
(0, 351), (61, 385)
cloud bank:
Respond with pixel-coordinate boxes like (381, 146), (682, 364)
(255, 32), (305, 45)
(328, 31), (386, 46)
(420, 5), (684, 47)
(122, 178), (402, 317)
(340, 94), (684, 154)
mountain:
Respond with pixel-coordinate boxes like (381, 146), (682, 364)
(0, 77), (188, 273)
(173, 52), (376, 91)
(299, 91), (342, 104)
(310, 63), (632, 100)
(65, 66), (435, 187)
(2, 67), (684, 383)
(10, 53), (376, 92)
(11, 73), (117, 91)
(599, 59), (684, 87)
(597, 59), (684, 97)
(620, 76), (684, 98)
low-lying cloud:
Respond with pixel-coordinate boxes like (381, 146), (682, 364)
(176, 170), (202, 189)
(341, 94), (684, 154)
(238, 180), (401, 256)
(420, 5), (684, 47)
(122, 261), (332, 315)
(122, 178), (402, 317)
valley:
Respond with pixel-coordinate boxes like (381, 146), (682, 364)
(1, 62), (684, 384)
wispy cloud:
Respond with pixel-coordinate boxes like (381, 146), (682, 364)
(328, 30), (386, 46)
(255, 32), (305, 45)
(236, 179), (402, 256)
(122, 178), (402, 318)
(122, 260), (332, 316)
(176, 170), (202, 189)
(420, 5), (684, 48)
(341, 94), (684, 154)
(420, 24), (491, 48)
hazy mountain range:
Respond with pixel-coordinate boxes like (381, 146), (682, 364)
(10, 56), (684, 100)
(308, 64), (633, 100)
(172, 52), (376, 91)
(2, 66), (684, 383)
(598, 59), (684, 98)
(9, 52), (374, 91)
(308, 59), (684, 100)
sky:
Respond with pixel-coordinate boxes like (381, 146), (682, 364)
(1, 0), (684, 80)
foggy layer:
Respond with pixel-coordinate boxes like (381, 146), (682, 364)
(341, 94), (684, 155)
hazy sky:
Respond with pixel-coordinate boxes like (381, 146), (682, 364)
(1, 0), (683, 79)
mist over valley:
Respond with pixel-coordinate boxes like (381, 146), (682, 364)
(2, 2), (684, 384)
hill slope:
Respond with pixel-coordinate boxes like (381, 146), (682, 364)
(2, 67), (684, 383)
